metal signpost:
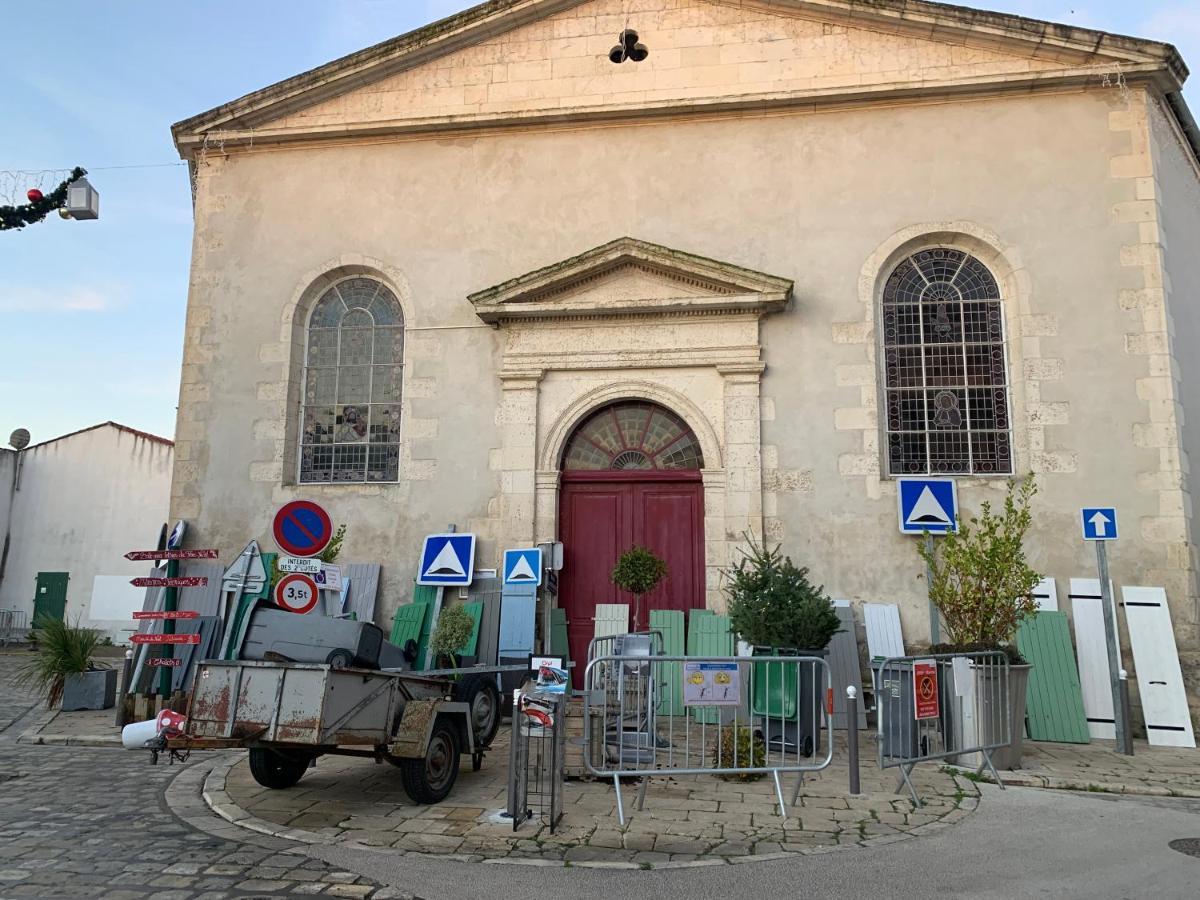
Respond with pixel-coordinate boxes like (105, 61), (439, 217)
(417, 527), (475, 669)
(1081, 506), (1132, 755)
(897, 478), (959, 645)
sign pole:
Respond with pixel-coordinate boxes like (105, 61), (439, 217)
(157, 557), (179, 697)
(423, 523), (456, 671)
(1095, 541), (1131, 755)
(924, 533), (940, 646)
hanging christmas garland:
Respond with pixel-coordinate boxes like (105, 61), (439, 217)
(0, 167), (87, 231)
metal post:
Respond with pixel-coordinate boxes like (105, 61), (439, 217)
(423, 523), (456, 671)
(158, 558), (179, 697)
(846, 686), (861, 796)
(924, 534), (940, 645)
(115, 649), (134, 727)
(1118, 669), (1135, 756)
(1095, 542), (1130, 754)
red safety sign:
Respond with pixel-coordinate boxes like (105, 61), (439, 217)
(130, 577), (208, 588)
(147, 658), (183, 668)
(132, 610), (200, 621)
(913, 660), (940, 720)
(272, 500), (333, 558)
(125, 549), (219, 561)
(131, 633), (201, 645)
(275, 572), (319, 615)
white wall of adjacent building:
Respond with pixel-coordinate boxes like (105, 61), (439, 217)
(0, 423), (173, 643)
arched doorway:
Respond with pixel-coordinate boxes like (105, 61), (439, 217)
(557, 401), (706, 677)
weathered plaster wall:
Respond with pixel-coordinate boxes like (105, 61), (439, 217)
(173, 85), (1197, 667)
(0, 427), (174, 642)
(1147, 95), (1200, 703)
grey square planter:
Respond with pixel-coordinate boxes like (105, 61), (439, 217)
(61, 668), (117, 711)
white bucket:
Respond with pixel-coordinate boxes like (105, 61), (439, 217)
(121, 718), (160, 749)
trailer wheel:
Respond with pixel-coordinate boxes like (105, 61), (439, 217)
(399, 719), (460, 804)
(248, 748), (310, 789)
(325, 649), (354, 670)
(454, 674), (501, 749)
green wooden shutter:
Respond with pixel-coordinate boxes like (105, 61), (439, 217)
(390, 601), (429, 649)
(690, 613), (732, 724)
(1017, 611), (1091, 744)
(650, 609), (685, 715)
(457, 601), (484, 656)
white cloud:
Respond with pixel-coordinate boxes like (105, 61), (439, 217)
(0, 284), (123, 313)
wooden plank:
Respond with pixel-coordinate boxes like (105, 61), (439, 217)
(1069, 578), (1117, 740)
(650, 609), (686, 716)
(389, 601), (429, 649)
(412, 583), (439, 672)
(549, 607), (570, 661)
(1032, 577), (1059, 612)
(863, 603), (904, 660)
(1016, 612), (1090, 743)
(687, 608), (713, 656)
(690, 613), (732, 724)
(828, 604), (867, 730)
(1123, 586), (1196, 748)
(342, 563), (381, 624)
(458, 601), (484, 657)
(593, 604), (629, 643)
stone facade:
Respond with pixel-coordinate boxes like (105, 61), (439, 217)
(170, 0), (1200, 728)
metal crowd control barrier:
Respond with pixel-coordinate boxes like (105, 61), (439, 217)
(584, 653), (833, 825)
(0, 609), (28, 645)
(875, 651), (1010, 806)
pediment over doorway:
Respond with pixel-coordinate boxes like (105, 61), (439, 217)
(469, 237), (792, 325)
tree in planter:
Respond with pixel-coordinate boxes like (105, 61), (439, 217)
(17, 617), (106, 708)
(430, 604), (476, 669)
(724, 538), (840, 651)
(917, 476), (1042, 658)
(611, 546), (668, 632)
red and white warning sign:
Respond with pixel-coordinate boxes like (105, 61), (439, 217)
(913, 659), (940, 720)
(274, 572), (319, 615)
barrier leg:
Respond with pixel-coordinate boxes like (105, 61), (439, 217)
(636, 776), (648, 812)
(613, 774), (627, 827)
(978, 749), (1006, 791)
(772, 769), (787, 819)
(791, 772), (805, 806)
(896, 764), (921, 807)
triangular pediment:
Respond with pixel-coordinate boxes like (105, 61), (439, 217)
(469, 237), (792, 323)
(173, 0), (1187, 153)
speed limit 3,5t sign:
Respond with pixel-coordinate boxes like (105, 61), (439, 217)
(274, 572), (319, 615)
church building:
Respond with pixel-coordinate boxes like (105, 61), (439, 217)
(170, 0), (1200, 724)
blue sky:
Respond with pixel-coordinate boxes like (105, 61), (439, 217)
(1, 0), (1197, 444)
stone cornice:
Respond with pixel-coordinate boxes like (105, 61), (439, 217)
(470, 237), (792, 326)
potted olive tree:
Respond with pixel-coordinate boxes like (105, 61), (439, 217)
(724, 538), (840, 756)
(18, 617), (115, 710)
(611, 546), (668, 633)
(918, 476), (1041, 769)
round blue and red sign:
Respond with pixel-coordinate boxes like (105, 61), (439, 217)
(272, 500), (333, 558)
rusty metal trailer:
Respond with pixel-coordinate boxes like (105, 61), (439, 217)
(170, 660), (502, 804)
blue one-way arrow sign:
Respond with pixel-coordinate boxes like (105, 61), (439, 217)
(1081, 507), (1118, 541)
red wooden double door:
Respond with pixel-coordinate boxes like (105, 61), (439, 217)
(558, 471), (705, 679)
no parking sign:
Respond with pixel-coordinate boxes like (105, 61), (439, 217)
(273, 500), (333, 558)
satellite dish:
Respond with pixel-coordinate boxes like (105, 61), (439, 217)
(8, 429), (30, 451)
(167, 520), (187, 550)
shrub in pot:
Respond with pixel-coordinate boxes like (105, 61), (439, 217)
(724, 538), (840, 755)
(917, 476), (1042, 769)
(611, 546), (668, 633)
(430, 604), (477, 670)
(17, 617), (114, 710)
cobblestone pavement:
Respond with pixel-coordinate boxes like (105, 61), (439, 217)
(992, 738), (1200, 797)
(0, 653), (406, 900)
(215, 731), (980, 866)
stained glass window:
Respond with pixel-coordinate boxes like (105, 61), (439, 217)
(882, 248), (1012, 475)
(563, 402), (703, 471)
(300, 278), (404, 484)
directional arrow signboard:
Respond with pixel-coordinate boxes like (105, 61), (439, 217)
(897, 478), (958, 535)
(132, 610), (200, 621)
(131, 633), (202, 645)
(130, 577), (208, 589)
(146, 658), (183, 668)
(417, 533), (476, 586)
(1081, 507), (1118, 541)
(125, 549), (218, 561)
(504, 548), (543, 587)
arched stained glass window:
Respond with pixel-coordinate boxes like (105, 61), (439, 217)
(562, 402), (703, 471)
(881, 248), (1012, 475)
(300, 278), (404, 483)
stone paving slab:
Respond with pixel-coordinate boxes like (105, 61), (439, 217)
(212, 731), (981, 868)
(982, 739), (1200, 798)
